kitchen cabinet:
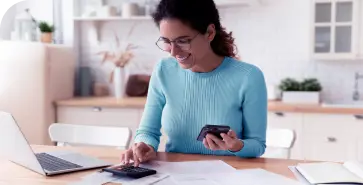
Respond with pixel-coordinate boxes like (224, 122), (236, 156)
(56, 106), (143, 146)
(57, 106), (142, 128)
(311, 0), (362, 60)
(355, 116), (363, 161)
(57, 106), (169, 151)
(303, 113), (360, 162)
(0, 41), (75, 145)
(267, 112), (304, 160)
(56, 102), (363, 162)
(267, 111), (363, 162)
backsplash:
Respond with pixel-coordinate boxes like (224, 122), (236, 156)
(78, 20), (168, 84)
(78, 0), (363, 102)
(220, 0), (363, 102)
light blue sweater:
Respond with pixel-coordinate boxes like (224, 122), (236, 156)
(134, 56), (267, 158)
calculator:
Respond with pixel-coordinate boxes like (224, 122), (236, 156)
(102, 164), (157, 179)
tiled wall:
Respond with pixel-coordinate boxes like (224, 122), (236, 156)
(219, 0), (363, 102)
(78, 20), (168, 84)
(77, 0), (363, 102)
(16, 0), (54, 23)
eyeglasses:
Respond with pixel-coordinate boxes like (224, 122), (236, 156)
(155, 34), (199, 51)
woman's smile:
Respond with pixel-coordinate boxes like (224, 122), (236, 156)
(176, 54), (191, 63)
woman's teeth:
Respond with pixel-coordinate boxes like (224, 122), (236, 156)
(177, 54), (190, 62)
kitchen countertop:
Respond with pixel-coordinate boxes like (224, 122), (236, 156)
(55, 97), (147, 108)
(268, 101), (363, 115)
(55, 97), (363, 115)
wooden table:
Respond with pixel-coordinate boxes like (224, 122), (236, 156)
(0, 145), (304, 185)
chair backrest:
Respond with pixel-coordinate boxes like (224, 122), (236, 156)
(262, 128), (296, 159)
(48, 123), (132, 150)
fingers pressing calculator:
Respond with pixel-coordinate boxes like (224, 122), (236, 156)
(102, 163), (157, 179)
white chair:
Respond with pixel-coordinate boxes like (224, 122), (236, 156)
(262, 128), (296, 159)
(48, 123), (132, 150)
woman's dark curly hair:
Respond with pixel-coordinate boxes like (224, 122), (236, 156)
(152, 0), (238, 58)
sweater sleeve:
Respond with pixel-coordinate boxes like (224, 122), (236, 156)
(229, 66), (267, 158)
(133, 61), (166, 151)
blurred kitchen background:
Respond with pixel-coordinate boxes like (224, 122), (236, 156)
(1, 0), (363, 163)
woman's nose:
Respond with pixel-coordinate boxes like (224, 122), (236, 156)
(170, 44), (181, 57)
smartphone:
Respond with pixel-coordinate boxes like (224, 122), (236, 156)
(197, 124), (230, 141)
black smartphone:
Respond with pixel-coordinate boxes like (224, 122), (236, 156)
(197, 124), (230, 141)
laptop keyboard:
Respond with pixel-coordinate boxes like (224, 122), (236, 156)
(35, 153), (83, 172)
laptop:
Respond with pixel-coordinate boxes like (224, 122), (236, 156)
(0, 111), (113, 176)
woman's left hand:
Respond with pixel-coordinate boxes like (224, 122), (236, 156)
(203, 130), (244, 152)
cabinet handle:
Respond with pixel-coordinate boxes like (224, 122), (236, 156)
(274, 112), (284, 117)
(93, 107), (102, 112)
(327, 137), (337, 143)
(354, 115), (363, 120)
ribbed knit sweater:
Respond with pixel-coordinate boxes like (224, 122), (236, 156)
(134, 56), (267, 158)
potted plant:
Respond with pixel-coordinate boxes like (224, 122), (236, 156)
(38, 21), (55, 43)
(279, 78), (322, 104)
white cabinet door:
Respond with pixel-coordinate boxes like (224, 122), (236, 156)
(353, 115), (363, 161)
(311, 0), (361, 60)
(267, 112), (304, 160)
(303, 113), (359, 162)
(57, 106), (168, 150)
(57, 106), (143, 145)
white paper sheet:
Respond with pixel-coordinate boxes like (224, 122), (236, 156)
(69, 160), (235, 185)
(69, 171), (169, 185)
(123, 174), (170, 185)
(170, 168), (305, 185)
(139, 160), (236, 174)
(289, 165), (363, 185)
(67, 171), (122, 185)
(147, 176), (177, 185)
(288, 166), (311, 185)
(170, 175), (220, 185)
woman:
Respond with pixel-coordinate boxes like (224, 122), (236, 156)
(121, 0), (267, 166)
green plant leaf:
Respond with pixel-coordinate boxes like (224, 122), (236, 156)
(278, 77), (322, 92)
(278, 78), (300, 91)
(38, 21), (55, 33)
(300, 78), (322, 91)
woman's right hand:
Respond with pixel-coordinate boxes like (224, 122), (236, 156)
(120, 142), (156, 167)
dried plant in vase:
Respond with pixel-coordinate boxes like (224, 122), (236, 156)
(96, 24), (139, 98)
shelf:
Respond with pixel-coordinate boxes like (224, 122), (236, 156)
(73, 16), (153, 44)
(215, 0), (262, 8)
(73, 16), (153, 21)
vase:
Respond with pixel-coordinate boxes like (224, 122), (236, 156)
(113, 66), (129, 99)
(122, 2), (139, 18)
(282, 91), (320, 104)
(41, 32), (53, 43)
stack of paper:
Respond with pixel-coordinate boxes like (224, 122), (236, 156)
(170, 168), (305, 185)
(70, 160), (304, 185)
(288, 166), (311, 185)
(289, 161), (363, 185)
(69, 160), (236, 185)
(138, 160), (236, 174)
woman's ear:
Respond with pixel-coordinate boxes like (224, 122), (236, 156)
(206, 24), (216, 42)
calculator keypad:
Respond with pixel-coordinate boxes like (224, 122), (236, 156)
(119, 166), (151, 173)
(103, 165), (157, 178)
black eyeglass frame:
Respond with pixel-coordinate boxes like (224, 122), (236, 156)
(155, 33), (199, 51)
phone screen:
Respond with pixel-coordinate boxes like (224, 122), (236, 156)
(197, 125), (230, 141)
